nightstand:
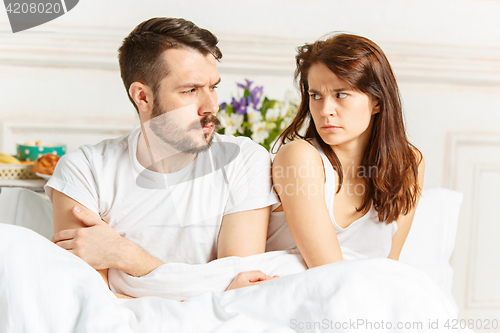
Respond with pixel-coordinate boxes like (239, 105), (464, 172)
(0, 179), (47, 193)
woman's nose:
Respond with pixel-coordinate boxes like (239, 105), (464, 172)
(319, 97), (337, 117)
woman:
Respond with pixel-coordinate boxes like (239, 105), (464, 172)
(268, 33), (425, 268)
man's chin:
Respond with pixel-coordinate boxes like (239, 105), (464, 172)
(185, 144), (209, 154)
(204, 130), (216, 143)
(198, 132), (215, 152)
(183, 132), (214, 154)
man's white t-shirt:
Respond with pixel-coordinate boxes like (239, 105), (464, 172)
(45, 127), (277, 265)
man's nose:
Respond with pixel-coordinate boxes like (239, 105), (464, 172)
(199, 89), (218, 115)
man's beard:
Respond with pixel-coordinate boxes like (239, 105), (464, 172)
(149, 101), (221, 154)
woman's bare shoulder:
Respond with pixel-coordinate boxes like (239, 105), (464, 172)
(410, 145), (425, 168)
(274, 139), (322, 166)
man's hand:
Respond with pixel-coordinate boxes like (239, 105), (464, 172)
(52, 206), (124, 270)
(225, 270), (279, 291)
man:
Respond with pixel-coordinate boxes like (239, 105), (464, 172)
(46, 17), (278, 298)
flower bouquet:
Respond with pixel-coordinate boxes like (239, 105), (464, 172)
(217, 80), (298, 151)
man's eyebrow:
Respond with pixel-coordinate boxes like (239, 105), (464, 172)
(175, 78), (221, 90)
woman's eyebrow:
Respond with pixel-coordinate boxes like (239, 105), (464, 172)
(308, 87), (349, 94)
(308, 88), (321, 94)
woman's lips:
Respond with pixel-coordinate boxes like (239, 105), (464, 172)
(321, 124), (341, 131)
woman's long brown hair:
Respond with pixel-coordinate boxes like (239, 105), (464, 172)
(275, 33), (422, 224)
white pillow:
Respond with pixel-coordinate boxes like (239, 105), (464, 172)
(399, 188), (463, 311)
(0, 187), (54, 239)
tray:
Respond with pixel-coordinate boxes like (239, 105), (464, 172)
(0, 163), (38, 179)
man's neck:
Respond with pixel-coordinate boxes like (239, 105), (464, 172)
(136, 131), (198, 174)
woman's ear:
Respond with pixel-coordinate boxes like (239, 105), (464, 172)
(372, 100), (381, 115)
(129, 82), (154, 121)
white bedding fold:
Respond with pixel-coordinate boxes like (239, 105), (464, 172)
(108, 250), (307, 301)
(1, 224), (460, 333)
(0, 224), (131, 333)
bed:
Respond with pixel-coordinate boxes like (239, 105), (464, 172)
(0, 187), (472, 332)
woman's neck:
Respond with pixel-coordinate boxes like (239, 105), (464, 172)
(330, 119), (374, 180)
(333, 148), (364, 181)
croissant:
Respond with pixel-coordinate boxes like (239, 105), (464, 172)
(33, 153), (60, 175)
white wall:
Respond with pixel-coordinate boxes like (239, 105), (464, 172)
(1, 0), (499, 327)
(1, 0), (500, 186)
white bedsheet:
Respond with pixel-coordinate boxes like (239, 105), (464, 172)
(108, 249), (307, 301)
(0, 224), (462, 333)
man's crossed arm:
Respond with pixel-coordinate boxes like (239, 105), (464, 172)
(50, 189), (275, 298)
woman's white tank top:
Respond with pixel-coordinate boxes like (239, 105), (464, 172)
(267, 142), (398, 260)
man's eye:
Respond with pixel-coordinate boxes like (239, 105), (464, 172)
(310, 94), (321, 100)
(337, 92), (347, 99)
(184, 89), (196, 94)
(210, 85), (218, 91)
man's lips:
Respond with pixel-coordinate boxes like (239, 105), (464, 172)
(201, 124), (214, 133)
(191, 123), (214, 132)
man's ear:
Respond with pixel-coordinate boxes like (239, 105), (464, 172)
(129, 82), (154, 120)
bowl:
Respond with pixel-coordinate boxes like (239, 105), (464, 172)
(16, 144), (66, 162)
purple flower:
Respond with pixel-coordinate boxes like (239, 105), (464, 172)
(238, 79), (254, 90)
(232, 97), (248, 114)
(230, 79), (265, 113)
(236, 106), (247, 114)
(230, 97), (240, 110)
(249, 85), (263, 106)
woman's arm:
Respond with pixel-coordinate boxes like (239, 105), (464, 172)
(388, 153), (426, 260)
(273, 140), (343, 269)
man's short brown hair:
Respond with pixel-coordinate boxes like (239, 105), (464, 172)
(118, 17), (222, 113)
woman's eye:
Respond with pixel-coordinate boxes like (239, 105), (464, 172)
(337, 92), (347, 99)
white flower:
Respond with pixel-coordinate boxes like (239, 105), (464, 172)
(217, 110), (229, 124)
(254, 98), (263, 110)
(218, 111), (244, 136)
(280, 116), (294, 130)
(280, 104), (290, 118)
(247, 107), (262, 125)
(266, 122), (277, 131)
(281, 90), (300, 118)
(251, 121), (270, 144)
(265, 106), (281, 122)
(284, 90), (300, 105)
(217, 111), (231, 130)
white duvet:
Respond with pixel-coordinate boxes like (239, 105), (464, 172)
(0, 223), (461, 333)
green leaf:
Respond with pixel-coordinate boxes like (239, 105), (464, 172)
(243, 88), (251, 100)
